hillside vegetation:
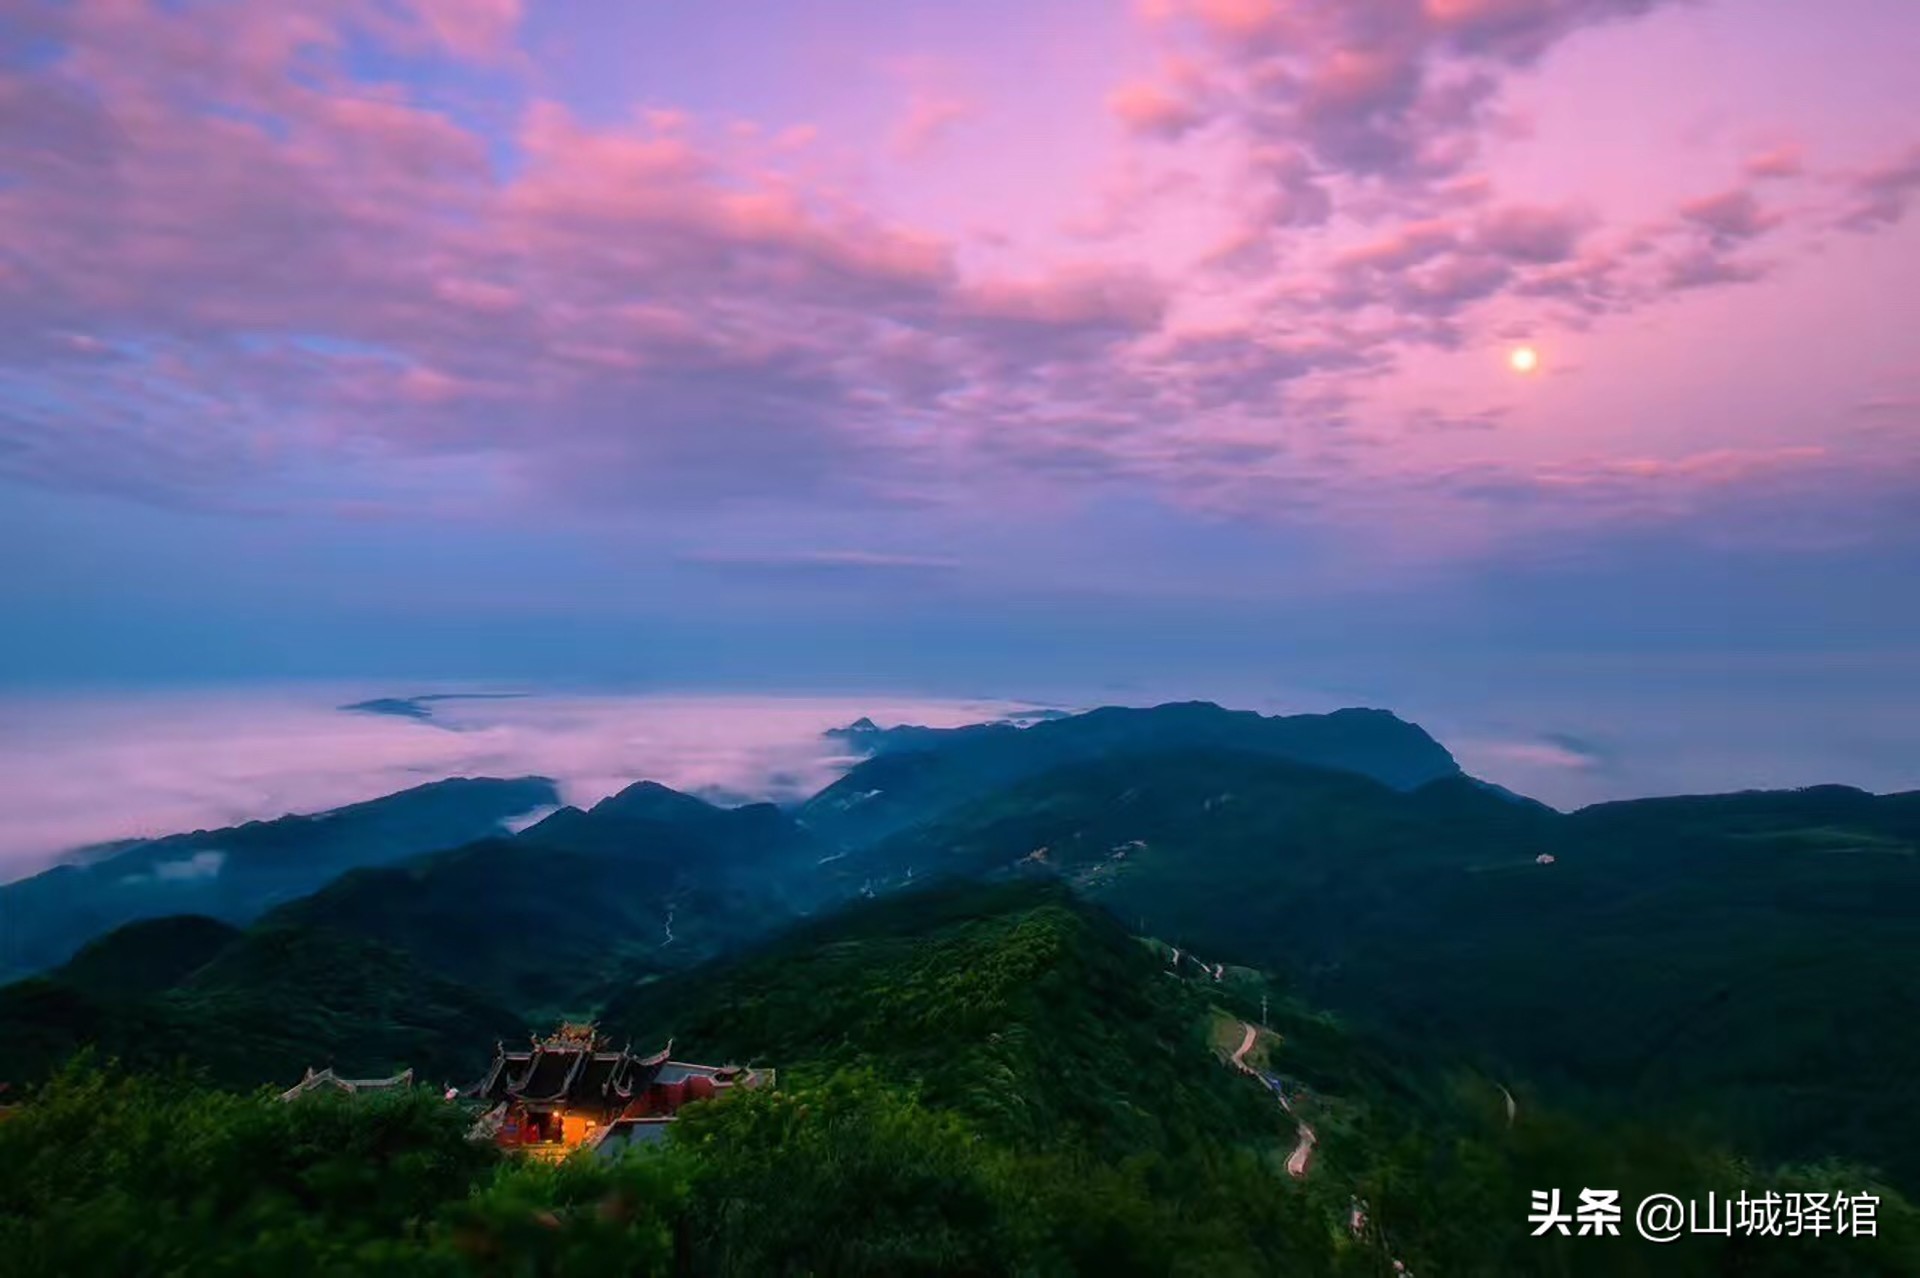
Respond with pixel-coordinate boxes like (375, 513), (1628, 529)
(6, 879), (1917, 1276)
(838, 748), (1920, 1189)
(0, 917), (522, 1088)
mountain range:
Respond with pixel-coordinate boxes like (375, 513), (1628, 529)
(0, 776), (559, 983)
(4, 698), (1919, 1214)
(806, 700), (1464, 848)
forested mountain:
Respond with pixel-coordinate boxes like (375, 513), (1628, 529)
(0, 704), (1463, 984)
(804, 701), (1464, 848)
(5, 698), (1920, 1273)
(0, 777), (825, 1087)
(834, 747), (1920, 1189)
(0, 915), (521, 1088)
(0, 776), (560, 982)
(263, 780), (825, 1015)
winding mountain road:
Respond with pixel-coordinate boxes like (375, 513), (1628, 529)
(1231, 1022), (1315, 1180)
(1229, 1022), (1412, 1273)
(1230, 1021), (1257, 1071)
(1279, 1096), (1317, 1178)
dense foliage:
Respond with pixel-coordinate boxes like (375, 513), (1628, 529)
(6, 880), (1919, 1275)
(602, 879), (1280, 1159)
(0, 1065), (498, 1275)
(261, 783), (825, 1015)
(844, 749), (1920, 1189)
(0, 923), (523, 1088)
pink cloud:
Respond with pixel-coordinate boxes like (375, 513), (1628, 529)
(1838, 141), (1920, 231)
(1474, 202), (1588, 263)
(892, 93), (974, 157)
(1422, 0), (1668, 61)
(1334, 219), (1459, 271)
(1184, 0), (1285, 44)
(1743, 143), (1805, 180)
(1378, 442), (1920, 565)
(0, 0), (1913, 551)
(1662, 245), (1770, 291)
(1468, 737), (1603, 772)
(411, 0), (523, 59)
(1132, 0), (1677, 201)
(1536, 446), (1829, 489)
(956, 269), (1166, 334)
(1109, 78), (1207, 138)
(1678, 187), (1781, 242)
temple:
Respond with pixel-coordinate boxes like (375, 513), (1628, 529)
(470, 1022), (771, 1157)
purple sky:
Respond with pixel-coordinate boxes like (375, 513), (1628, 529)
(2, 0), (1918, 804)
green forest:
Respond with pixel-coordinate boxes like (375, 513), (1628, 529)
(6, 705), (1920, 1274)
(6, 881), (1919, 1276)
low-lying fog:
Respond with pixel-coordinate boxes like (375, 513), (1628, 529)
(3, 673), (1916, 883)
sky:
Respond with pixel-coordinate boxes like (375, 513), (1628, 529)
(2, 0), (1918, 824)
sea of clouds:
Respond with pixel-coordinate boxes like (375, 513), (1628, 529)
(0, 687), (1041, 880)
(3, 673), (1915, 884)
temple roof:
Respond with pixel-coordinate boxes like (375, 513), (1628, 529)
(476, 1033), (673, 1107)
(516, 1049), (582, 1102)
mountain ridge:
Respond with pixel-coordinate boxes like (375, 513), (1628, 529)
(804, 700), (1464, 849)
(9, 700), (1920, 1193)
(0, 775), (562, 982)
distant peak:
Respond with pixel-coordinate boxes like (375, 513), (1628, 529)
(591, 780), (720, 821)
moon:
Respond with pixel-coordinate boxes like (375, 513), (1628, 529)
(1508, 345), (1540, 374)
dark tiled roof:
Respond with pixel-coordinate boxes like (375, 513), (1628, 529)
(517, 1048), (585, 1102)
(476, 1028), (687, 1097)
(576, 1053), (620, 1096)
(478, 1051), (535, 1101)
(476, 1038), (678, 1107)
